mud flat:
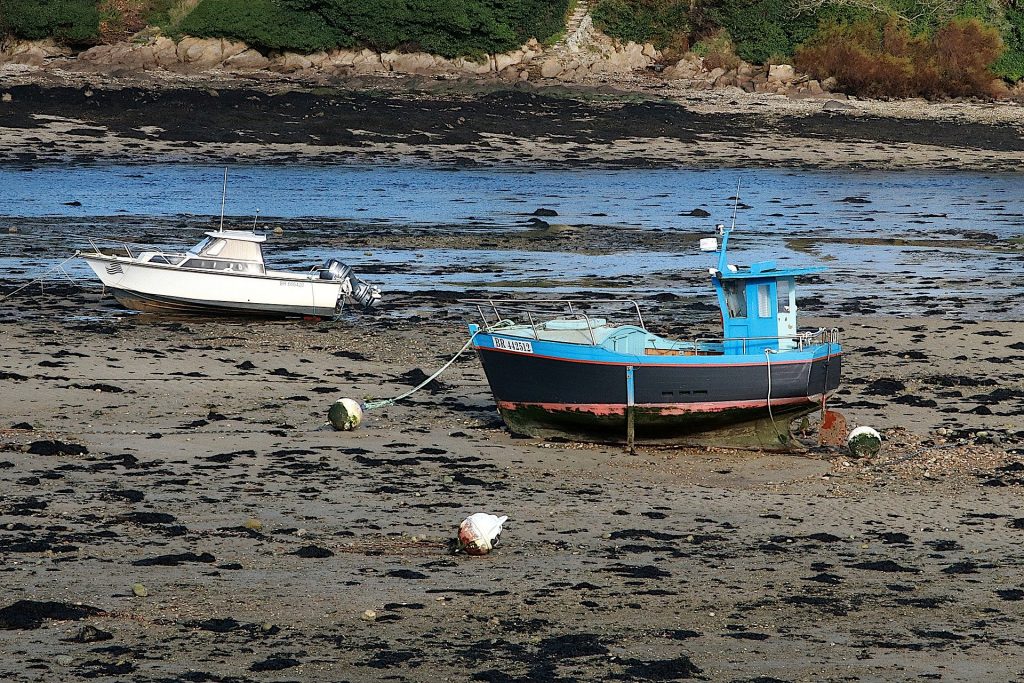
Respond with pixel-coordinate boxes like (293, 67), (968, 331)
(1, 278), (1022, 681)
(1, 81), (1024, 171)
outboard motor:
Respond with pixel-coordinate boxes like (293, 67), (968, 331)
(349, 278), (382, 309)
(320, 259), (353, 282)
(321, 258), (382, 310)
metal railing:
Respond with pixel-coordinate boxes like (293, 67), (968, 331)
(689, 327), (840, 354)
(75, 235), (154, 260)
(462, 297), (840, 353)
(461, 297), (646, 346)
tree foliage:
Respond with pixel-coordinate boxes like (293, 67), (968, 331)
(281, 0), (568, 56)
(591, 0), (690, 52)
(795, 15), (1003, 97)
(0, 0), (100, 41)
(177, 0), (347, 51)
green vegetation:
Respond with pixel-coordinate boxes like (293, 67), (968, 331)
(0, 0), (100, 41)
(591, 0), (690, 54)
(177, 0), (571, 56)
(2, 0), (1021, 95)
(178, 0), (347, 52)
(795, 16), (1004, 97)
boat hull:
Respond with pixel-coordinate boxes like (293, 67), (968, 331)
(474, 341), (841, 448)
(83, 255), (344, 318)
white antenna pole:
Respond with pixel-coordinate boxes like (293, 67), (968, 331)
(733, 180), (741, 231)
(219, 168), (228, 231)
(253, 209), (260, 230)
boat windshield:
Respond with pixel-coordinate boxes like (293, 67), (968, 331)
(188, 237), (213, 255)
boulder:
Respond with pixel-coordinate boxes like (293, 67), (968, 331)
(539, 58), (562, 79)
(224, 49), (269, 71)
(306, 51), (331, 69)
(220, 39), (247, 62)
(768, 63), (796, 83)
(152, 37), (178, 67)
(498, 66), (519, 82)
(120, 46), (156, 70)
(386, 52), (437, 75)
(661, 58), (698, 80)
(328, 49), (358, 67)
(78, 45), (113, 63)
(347, 49), (385, 73)
(11, 46), (46, 67)
(453, 56), (491, 75)
(178, 37), (223, 66)
(276, 52), (312, 72)
(495, 50), (523, 72)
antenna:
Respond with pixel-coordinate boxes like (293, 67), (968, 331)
(253, 209), (260, 230)
(733, 179), (741, 232)
(219, 168), (228, 231)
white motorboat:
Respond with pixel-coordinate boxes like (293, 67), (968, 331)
(79, 229), (381, 317)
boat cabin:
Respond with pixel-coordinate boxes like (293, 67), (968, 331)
(136, 230), (267, 274)
(708, 227), (823, 355)
(182, 230), (267, 274)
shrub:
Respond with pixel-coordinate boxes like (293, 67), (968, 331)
(591, 0), (690, 51)
(143, 0), (199, 28)
(178, 0), (347, 52)
(992, 5), (1024, 81)
(698, 0), (826, 64)
(933, 17), (1003, 95)
(284, 0), (569, 57)
(0, 0), (101, 41)
(795, 16), (1004, 98)
(692, 29), (741, 70)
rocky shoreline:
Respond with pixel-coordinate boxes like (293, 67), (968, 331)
(2, 77), (1024, 172)
(3, 20), (1024, 175)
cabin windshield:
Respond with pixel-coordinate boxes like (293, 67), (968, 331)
(188, 237), (213, 255)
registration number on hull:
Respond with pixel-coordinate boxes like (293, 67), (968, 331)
(493, 336), (534, 354)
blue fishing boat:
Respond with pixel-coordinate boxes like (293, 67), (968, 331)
(463, 226), (842, 449)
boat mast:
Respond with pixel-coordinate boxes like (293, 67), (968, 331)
(219, 168), (228, 232)
(718, 180), (741, 273)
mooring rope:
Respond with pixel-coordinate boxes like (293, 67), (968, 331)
(764, 348), (786, 443)
(362, 319), (516, 411)
(0, 255), (82, 302)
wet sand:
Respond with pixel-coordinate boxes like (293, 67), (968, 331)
(1, 81), (1023, 171)
(1, 280), (1023, 681)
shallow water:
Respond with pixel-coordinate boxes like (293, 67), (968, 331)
(1, 164), (1022, 320)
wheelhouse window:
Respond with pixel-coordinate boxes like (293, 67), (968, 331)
(777, 279), (789, 312)
(723, 281), (747, 318)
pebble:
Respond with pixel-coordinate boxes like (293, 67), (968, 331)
(54, 655), (73, 667)
(132, 583), (148, 597)
(361, 609), (376, 621)
(244, 518), (263, 531)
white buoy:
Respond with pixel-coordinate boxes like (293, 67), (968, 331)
(328, 398), (363, 431)
(457, 513), (508, 556)
(847, 426), (882, 458)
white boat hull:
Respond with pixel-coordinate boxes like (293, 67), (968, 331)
(83, 255), (346, 317)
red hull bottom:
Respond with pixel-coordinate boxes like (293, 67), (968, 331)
(496, 398), (822, 449)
